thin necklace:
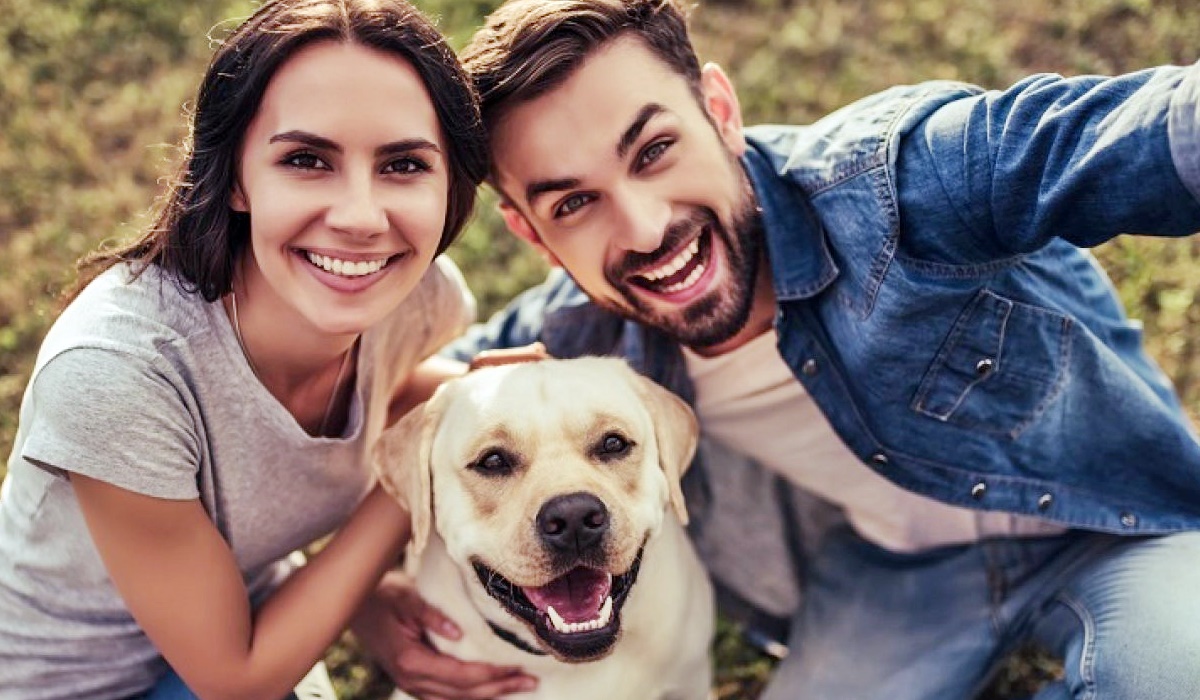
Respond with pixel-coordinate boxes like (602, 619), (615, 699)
(229, 290), (353, 437)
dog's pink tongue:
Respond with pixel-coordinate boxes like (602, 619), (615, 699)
(523, 568), (612, 623)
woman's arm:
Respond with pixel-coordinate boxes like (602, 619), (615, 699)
(72, 474), (408, 700)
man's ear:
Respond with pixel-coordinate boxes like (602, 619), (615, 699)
(499, 202), (562, 267)
(700, 63), (746, 156)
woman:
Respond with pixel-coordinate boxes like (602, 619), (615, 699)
(0, 1), (488, 697)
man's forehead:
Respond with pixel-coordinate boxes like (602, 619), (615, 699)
(490, 37), (690, 199)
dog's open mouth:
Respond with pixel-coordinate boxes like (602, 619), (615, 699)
(472, 549), (643, 661)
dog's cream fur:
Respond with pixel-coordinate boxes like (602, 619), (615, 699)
(375, 357), (713, 700)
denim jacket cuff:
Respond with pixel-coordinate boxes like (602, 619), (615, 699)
(1169, 60), (1200, 203)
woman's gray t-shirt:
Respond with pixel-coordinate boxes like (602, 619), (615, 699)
(0, 258), (473, 699)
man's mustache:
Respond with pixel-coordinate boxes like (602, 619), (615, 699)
(607, 210), (717, 281)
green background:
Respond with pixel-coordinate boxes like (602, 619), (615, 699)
(2, 0), (1197, 697)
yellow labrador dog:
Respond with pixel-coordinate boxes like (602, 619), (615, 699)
(374, 356), (713, 699)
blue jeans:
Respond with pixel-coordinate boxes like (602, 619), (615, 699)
(141, 661), (336, 700)
(760, 528), (1200, 700)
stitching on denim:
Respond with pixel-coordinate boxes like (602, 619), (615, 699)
(910, 290), (1007, 419)
(896, 251), (1027, 279)
(910, 289), (1073, 438)
(855, 165), (898, 319)
(1057, 591), (1098, 700)
(944, 295), (1011, 419)
(1003, 314), (1074, 439)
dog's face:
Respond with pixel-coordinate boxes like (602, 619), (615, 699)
(374, 357), (697, 662)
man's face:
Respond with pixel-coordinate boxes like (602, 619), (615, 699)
(491, 35), (766, 353)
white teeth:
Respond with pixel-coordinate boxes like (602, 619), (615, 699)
(598, 596), (613, 627)
(642, 238), (700, 282)
(659, 262), (705, 294)
(547, 605), (566, 631)
(545, 596), (614, 635)
(305, 251), (389, 277)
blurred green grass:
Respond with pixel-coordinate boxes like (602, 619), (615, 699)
(1, 0), (1197, 697)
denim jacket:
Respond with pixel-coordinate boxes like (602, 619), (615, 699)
(446, 64), (1200, 627)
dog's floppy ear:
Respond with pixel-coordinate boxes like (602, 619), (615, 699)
(631, 372), (699, 525)
(371, 394), (445, 567)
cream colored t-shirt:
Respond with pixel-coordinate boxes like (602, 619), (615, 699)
(683, 330), (1063, 553)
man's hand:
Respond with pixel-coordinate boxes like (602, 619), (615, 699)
(467, 342), (551, 371)
(350, 570), (538, 700)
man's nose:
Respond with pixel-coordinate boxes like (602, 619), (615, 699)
(325, 173), (388, 237)
(611, 185), (671, 254)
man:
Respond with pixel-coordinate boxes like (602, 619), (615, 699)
(359, 0), (1200, 697)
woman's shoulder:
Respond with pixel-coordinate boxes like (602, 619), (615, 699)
(418, 256), (476, 323)
(39, 263), (218, 374)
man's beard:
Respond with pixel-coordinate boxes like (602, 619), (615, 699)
(600, 179), (763, 350)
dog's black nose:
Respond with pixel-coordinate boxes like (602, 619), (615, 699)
(536, 492), (609, 554)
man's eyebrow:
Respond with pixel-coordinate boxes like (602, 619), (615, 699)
(616, 103), (666, 159)
(523, 104), (666, 208)
(268, 131), (441, 158)
(526, 177), (581, 208)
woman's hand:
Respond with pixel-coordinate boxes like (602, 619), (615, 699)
(351, 570), (538, 699)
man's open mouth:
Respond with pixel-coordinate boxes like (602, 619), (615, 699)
(472, 549), (643, 661)
(628, 227), (712, 296)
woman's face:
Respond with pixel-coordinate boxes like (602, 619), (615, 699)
(231, 40), (449, 338)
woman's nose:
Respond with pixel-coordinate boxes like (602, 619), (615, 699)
(325, 174), (388, 237)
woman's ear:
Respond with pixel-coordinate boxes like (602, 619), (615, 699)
(499, 202), (562, 267)
(230, 181), (249, 213)
(700, 63), (746, 157)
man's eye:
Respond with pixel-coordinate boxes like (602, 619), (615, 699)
(383, 157), (430, 175)
(280, 152), (327, 170)
(637, 139), (672, 169)
(553, 193), (594, 219)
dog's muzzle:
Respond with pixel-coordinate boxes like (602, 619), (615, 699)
(471, 494), (646, 662)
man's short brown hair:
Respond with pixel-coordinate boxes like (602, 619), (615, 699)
(461, 0), (701, 133)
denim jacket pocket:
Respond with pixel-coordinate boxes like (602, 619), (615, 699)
(912, 289), (1073, 439)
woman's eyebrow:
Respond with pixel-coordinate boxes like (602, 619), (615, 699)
(267, 131), (441, 158)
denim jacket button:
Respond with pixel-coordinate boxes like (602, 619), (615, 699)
(975, 358), (995, 376)
(801, 358), (819, 376)
(971, 482), (987, 500)
(871, 452), (888, 467)
(1037, 493), (1054, 511)
(1120, 512), (1138, 528)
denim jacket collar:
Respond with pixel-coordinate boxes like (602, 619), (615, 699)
(743, 144), (840, 301)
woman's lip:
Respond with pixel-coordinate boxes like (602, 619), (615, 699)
(294, 249), (403, 293)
